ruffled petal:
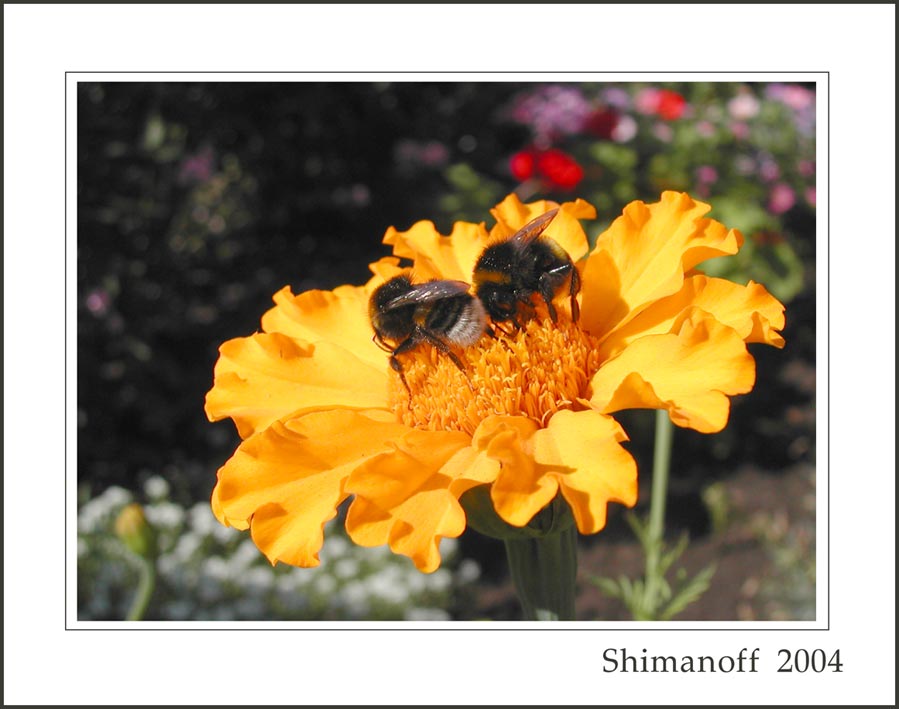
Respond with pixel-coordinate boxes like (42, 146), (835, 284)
(489, 194), (595, 262)
(531, 410), (638, 534)
(261, 284), (386, 371)
(590, 310), (756, 433)
(366, 256), (405, 283)
(205, 332), (388, 438)
(580, 192), (743, 339)
(470, 412), (637, 532)
(344, 428), (482, 572)
(212, 410), (409, 567)
(382, 219), (490, 282)
(467, 416), (556, 528)
(598, 273), (786, 361)
(211, 479), (247, 531)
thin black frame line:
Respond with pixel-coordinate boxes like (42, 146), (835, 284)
(65, 72), (69, 630)
(64, 70), (827, 76)
(826, 71), (830, 629)
(67, 74), (827, 630)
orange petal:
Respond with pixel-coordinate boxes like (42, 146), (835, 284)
(366, 256), (405, 283)
(211, 479), (247, 531)
(260, 284), (386, 371)
(580, 192), (743, 339)
(213, 410), (409, 567)
(489, 193), (595, 262)
(531, 410), (638, 534)
(590, 311), (756, 433)
(344, 429), (477, 572)
(467, 416), (557, 528)
(382, 219), (491, 282)
(205, 332), (388, 438)
(598, 273), (786, 361)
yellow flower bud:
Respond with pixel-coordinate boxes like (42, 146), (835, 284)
(114, 503), (157, 559)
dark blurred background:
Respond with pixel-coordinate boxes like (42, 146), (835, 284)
(77, 81), (816, 620)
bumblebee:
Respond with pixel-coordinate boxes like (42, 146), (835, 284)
(369, 273), (487, 392)
(473, 207), (581, 327)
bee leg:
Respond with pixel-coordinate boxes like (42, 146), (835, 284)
(415, 328), (473, 387)
(536, 275), (560, 323)
(372, 333), (393, 353)
(569, 267), (581, 322)
(387, 335), (423, 398)
(438, 347), (478, 392)
(446, 349), (468, 374)
(416, 328), (466, 373)
(389, 355), (411, 396)
(491, 320), (516, 337)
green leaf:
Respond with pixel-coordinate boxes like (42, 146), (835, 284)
(659, 533), (689, 575)
(660, 564), (717, 620)
(591, 575), (623, 600)
(624, 511), (649, 546)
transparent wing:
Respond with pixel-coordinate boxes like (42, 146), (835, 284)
(383, 279), (472, 310)
(509, 207), (560, 246)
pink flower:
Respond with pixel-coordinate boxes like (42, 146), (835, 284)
(759, 159), (781, 183)
(509, 85), (593, 141)
(634, 88), (661, 115)
(804, 187), (816, 208)
(634, 88), (688, 120)
(768, 183), (796, 214)
(766, 83), (814, 111)
(696, 165), (718, 184)
(178, 145), (215, 184)
(727, 92), (760, 121)
(85, 289), (112, 317)
(695, 120), (716, 138)
(652, 122), (674, 143)
(729, 122), (750, 140)
(612, 115), (638, 143)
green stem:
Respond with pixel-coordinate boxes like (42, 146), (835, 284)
(641, 409), (674, 619)
(504, 524), (578, 620)
(126, 556), (156, 621)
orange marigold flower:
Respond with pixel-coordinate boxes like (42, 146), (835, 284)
(205, 192), (785, 573)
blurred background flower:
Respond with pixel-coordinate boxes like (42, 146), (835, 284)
(78, 81), (816, 621)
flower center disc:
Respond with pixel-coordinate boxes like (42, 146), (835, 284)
(390, 316), (602, 435)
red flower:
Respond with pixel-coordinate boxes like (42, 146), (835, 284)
(536, 149), (584, 190)
(510, 147), (584, 190)
(509, 150), (536, 180)
(656, 90), (686, 120)
(584, 107), (619, 139)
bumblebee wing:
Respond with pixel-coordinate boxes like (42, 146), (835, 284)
(382, 279), (472, 310)
(508, 207), (560, 246)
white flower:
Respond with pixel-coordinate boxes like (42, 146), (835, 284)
(143, 475), (171, 501)
(364, 568), (410, 605)
(424, 568), (451, 593)
(240, 566), (275, 593)
(338, 581), (370, 617)
(455, 558), (481, 585)
(311, 574), (337, 596)
(144, 501), (185, 530)
(333, 557), (360, 581)
(188, 502), (219, 535)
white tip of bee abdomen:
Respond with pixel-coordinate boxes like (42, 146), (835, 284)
(448, 299), (488, 346)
